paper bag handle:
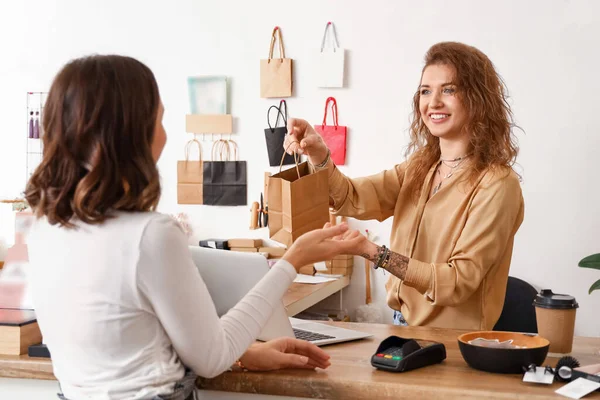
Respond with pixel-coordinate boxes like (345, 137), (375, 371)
(320, 21), (340, 52)
(280, 141), (301, 178)
(184, 139), (203, 162)
(321, 97), (339, 129)
(211, 139), (239, 161)
(268, 26), (286, 62)
(267, 100), (288, 132)
(228, 139), (239, 161)
(211, 139), (230, 161)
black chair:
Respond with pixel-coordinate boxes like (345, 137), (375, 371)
(493, 276), (538, 333)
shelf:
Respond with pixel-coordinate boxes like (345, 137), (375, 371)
(185, 114), (233, 134)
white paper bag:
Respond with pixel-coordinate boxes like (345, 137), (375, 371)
(318, 22), (345, 88)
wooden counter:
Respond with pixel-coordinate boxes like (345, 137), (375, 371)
(2, 323), (599, 399)
(0, 353), (53, 380)
(198, 323), (600, 400)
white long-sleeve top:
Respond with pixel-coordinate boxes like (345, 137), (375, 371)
(27, 211), (296, 400)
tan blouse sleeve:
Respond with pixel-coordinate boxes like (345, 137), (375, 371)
(325, 162), (407, 222)
(403, 170), (525, 306)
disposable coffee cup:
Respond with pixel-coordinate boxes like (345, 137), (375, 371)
(533, 289), (578, 354)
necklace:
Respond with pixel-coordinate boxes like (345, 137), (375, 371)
(440, 154), (469, 168)
(431, 155), (469, 196)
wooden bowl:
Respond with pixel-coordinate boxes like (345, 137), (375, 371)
(458, 331), (550, 374)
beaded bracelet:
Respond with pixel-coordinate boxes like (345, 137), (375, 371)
(313, 149), (331, 170)
(374, 245), (388, 269)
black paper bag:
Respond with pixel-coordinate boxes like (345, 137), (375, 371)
(265, 100), (295, 167)
(203, 160), (247, 206)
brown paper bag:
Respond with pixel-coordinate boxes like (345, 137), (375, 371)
(267, 156), (329, 247)
(260, 27), (293, 98)
(177, 139), (203, 204)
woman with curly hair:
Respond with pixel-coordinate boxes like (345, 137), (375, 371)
(24, 55), (364, 400)
(285, 42), (524, 331)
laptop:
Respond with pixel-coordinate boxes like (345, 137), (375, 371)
(189, 246), (372, 346)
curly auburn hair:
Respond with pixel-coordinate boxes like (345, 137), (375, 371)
(404, 42), (519, 198)
(25, 55), (161, 227)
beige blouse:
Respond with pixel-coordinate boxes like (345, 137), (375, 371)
(325, 159), (524, 330)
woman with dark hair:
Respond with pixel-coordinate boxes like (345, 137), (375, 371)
(25, 55), (363, 400)
(285, 42), (524, 331)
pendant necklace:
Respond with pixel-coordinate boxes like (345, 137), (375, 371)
(432, 155), (469, 196)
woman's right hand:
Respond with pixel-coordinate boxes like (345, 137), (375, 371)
(284, 118), (330, 166)
(282, 223), (362, 272)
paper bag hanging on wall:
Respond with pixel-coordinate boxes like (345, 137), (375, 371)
(314, 97), (348, 165)
(267, 154), (330, 247)
(177, 139), (204, 204)
(260, 27), (293, 98)
(318, 22), (345, 88)
(264, 100), (295, 167)
(203, 140), (247, 206)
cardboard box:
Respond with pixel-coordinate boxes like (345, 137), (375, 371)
(258, 247), (287, 258)
(185, 114), (233, 134)
(228, 239), (262, 248)
(298, 264), (316, 275)
(326, 257), (354, 269)
(0, 310), (42, 356)
(332, 266), (353, 276)
(322, 255), (354, 277)
(229, 247), (258, 253)
(320, 266), (353, 277)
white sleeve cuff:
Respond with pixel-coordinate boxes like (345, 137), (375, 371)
(270, 259), (297, 280)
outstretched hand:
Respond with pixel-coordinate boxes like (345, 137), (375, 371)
(282, 222), (365, 270)
(238, 337), (331, 371)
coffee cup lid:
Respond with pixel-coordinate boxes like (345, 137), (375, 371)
(533, 289), (579, 310)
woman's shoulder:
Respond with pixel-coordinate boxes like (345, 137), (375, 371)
(76, 211), (185, 246)
(113, 211), (183, 235)
(478, 165), (522, 194)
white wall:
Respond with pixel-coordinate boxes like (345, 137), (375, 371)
(0, 0), (599, 336)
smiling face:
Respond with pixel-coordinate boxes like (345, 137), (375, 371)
(418, 64), (468, 140)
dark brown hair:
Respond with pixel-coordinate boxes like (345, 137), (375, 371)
(404, 42), (519, 198)
(25, 55), (161, 227)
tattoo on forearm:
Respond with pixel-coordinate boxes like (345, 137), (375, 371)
(363, 246), (409, 280)
(386, 251), (409, 280)
(361, 252), (378, 263)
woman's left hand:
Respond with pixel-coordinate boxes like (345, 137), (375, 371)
(238, 337), (331, 371)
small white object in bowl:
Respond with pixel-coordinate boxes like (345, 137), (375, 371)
(468, 338), (526, 349)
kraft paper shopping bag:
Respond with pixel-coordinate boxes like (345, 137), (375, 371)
(260, 26), (293, 98)
(177, 139), (203, 204)
(267, 154), (329, 247)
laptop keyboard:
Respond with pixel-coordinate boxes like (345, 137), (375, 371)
(293, 328), (335, 342)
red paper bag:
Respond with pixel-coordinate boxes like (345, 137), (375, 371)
(314, 97), (347, 165)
